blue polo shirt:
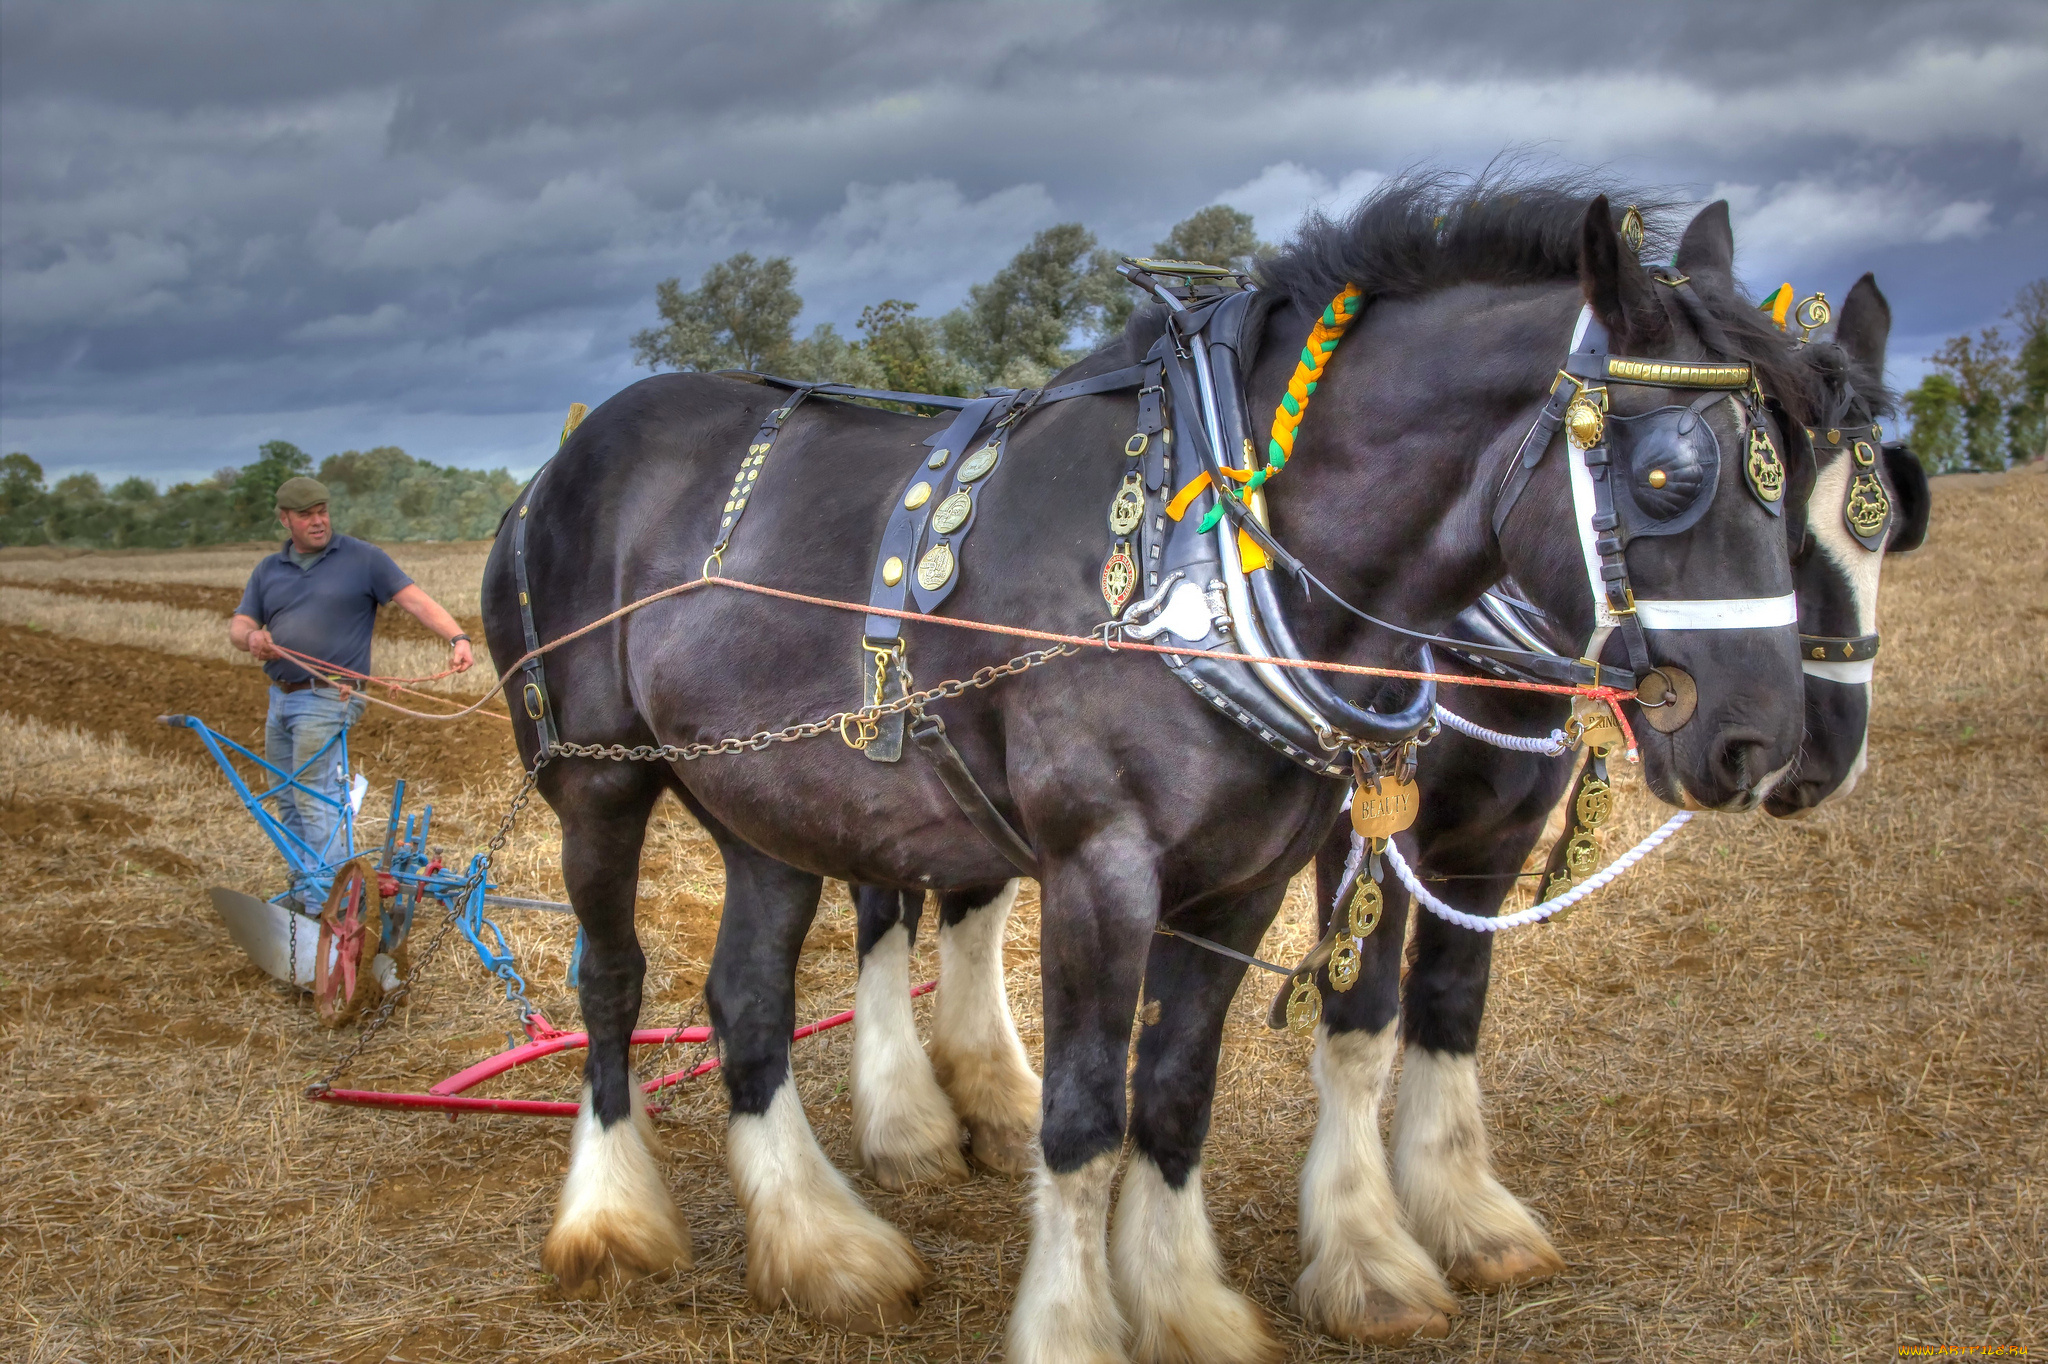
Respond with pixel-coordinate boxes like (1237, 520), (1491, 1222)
(236, 535), (414, 685)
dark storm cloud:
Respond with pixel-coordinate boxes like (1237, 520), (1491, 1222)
(3, 0), (2044, 481)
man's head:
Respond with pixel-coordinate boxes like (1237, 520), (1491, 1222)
(275, 476), (332, 554)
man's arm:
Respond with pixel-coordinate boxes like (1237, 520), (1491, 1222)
(391, 584), (476, 672)
(230, 613), (284, 661)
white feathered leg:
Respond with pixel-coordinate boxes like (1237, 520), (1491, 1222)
(729, 1070), (926, 1328)
(1010, 1151), (1125, 1364)
(541, 1085), (692, 1295)
(1292, 1025), (1457, 1342)
(1111, 1156), (1280, 1364)
(851, 920), (969, 1188)
(929, 880), (1042, 1175)
(1391, 1046), (1564, 1290)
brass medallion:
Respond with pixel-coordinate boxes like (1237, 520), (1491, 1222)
(1747, 426), (1785, 503)
(902, 481), (932, 510)
(1564, 834), (1599, 879)
(1566, 396), (1605, 449)
(1619, 205), (1646, 255)
(1568, 696), (1623, 753)
(915, 543), (954, 591)
(1350, 774), (1419, 840)
(931, 490), (973, 535)
(1329, 939), (1361, 992)
(1108, 473), (1145, 536)
(1574, 777), (1614, 830)
(1100, 542), (1136, 612)
(881, 556), (904, 588)
(926, 447), (950, 469)
(1349, 878), (1383, 938)
(957, 443), (1000, 482)
(1285, 977), (1322, 1036)
(1846, 468), (1892, 540)
(1544, 873), (1574, 904)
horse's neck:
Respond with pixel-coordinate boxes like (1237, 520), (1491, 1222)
(1253, 283), (1583, 655)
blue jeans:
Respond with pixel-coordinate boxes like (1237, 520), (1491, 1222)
(264, 686), (368, 865)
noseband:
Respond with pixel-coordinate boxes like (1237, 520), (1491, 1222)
(1492, 304), (1797, 686)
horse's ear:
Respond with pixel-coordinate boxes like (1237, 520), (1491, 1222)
(1882, 441), (1929, 552)
(1835, 272), (1893, 385)
(1674, 201), (1736, 293)
(1579, 196), (1666, 345)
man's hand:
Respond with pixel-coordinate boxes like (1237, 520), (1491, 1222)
(231, 612), (284, 661)
(450, 637), (475, 672)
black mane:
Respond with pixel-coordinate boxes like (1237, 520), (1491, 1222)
(1255, 169), (1823, 424)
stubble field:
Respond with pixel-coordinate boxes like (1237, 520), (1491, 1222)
(1, 471), (2042, 1362)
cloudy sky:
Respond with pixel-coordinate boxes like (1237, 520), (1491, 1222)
(3, 0), (2044, 486)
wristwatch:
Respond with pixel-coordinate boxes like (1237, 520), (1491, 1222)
(449, 633), (471, 646)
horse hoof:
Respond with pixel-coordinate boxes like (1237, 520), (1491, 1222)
(1447, 1243), (1565, 1291)
(967, 1119), (1038, 1177)
(1305, 1288), (1455, 1345)
(863, 1140), (971, 1192)
(542, 1207), (692, 1298)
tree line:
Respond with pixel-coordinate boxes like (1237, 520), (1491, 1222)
(1901, 279), (2047, 473)
(630, 206), (1265, 394)
(0, 441), (522, 549)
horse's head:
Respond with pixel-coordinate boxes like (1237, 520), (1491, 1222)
(1499, 197), (1813, 810)
(1766, 273), (1931, 813)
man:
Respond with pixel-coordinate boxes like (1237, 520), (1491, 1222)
(230, 475), (475, 863)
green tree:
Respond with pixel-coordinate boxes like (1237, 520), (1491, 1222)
(1929, 329), (2018, 470)
(230, 439), (313, 536)
(632, 252), (802, 373)
(0, 452), (45, 518)
(1154, 204), (1267, 272)
(783, 322), (886, 387)
(1903, 373), (1965, 473)
(856, 300), (975, 396)
(942, 224), (1124, 385)
(2006, 278), (2047, 463)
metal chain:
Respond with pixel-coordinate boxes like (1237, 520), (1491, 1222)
(548, 640), (1080, 764)
(304, 761), (548, 1097)
(303, 641), (1080, 1097)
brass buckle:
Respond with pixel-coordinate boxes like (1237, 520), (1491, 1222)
(1607, 584), (1637, 616)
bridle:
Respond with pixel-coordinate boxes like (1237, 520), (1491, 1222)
(1491, 298), (1797, 694)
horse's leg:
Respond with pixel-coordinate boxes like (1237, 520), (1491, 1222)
(930, 878), (1042, 1175)
(1112, 890), (1286, 1364)
(1009, 840), (1155, 1364)
(1392, 832), (1564, 1292)
(1293, 834), (1457, 1342)
(850, 884), (969, 1189)
(709, 845), (925, 1328)
(541, 761), (691, 1295)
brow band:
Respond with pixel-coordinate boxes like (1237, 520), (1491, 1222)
(1604, 357), (1753, 388)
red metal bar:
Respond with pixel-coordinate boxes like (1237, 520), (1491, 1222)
(311, 982), (935, 1118)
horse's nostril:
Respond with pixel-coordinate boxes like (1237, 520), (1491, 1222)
(1710, 733), (1769, 790)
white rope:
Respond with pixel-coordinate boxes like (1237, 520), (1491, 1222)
(1379, 811), (1695, 933)
(1433, 704), (1571, 755)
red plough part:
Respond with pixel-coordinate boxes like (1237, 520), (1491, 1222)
(313, 981), (935, 1117)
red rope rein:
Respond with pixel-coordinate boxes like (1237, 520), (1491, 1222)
(268, 574), (1641, 753)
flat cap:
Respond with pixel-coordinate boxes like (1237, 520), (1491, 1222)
(275, 476), (330, 511)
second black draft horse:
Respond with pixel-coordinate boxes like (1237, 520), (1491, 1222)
(481, 176), (1819, 1362)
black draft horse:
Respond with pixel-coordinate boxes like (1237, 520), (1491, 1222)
(482, 179), (1817, 1363)
(842, 269), (1932, 1349)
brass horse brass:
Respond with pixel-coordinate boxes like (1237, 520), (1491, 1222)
(1638, 666), (1699, 733)
(1348, 878), (1383, 938)
(930, 490), (972, 536)
(1747, 426), (1785, 502)
(958, 444), (1000, 482)
(916, 543), (955, 591)
(1328, 939), (1361, 991)
(1351, 775), (1419, 840)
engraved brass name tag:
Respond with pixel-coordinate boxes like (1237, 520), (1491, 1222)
(1350, 776), (1419, 840)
